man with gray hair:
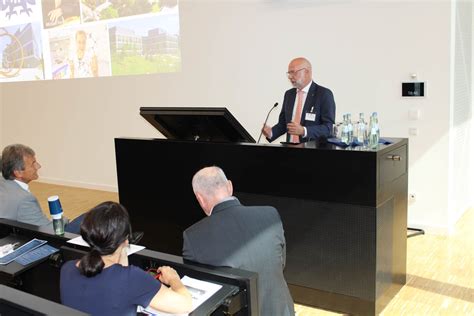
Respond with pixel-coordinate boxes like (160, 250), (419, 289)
(0, 144), (51, 226)
(0, 144), (86, 233)
(183, 166), (295, 316)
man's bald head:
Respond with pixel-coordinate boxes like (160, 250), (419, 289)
(192, 166), (233, 215)
(287, 57), (313, 89)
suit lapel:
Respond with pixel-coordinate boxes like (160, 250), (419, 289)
(302, 82), (317, 123)
(286, 89), (297, 124)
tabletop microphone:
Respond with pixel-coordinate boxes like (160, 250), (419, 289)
(257, 102), (279, 143)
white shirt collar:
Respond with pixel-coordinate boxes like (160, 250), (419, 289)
(300, 80), (312, 93)
(14, 179), (29, 192)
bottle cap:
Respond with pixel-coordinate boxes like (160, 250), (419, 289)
(48, 195), (63, 216)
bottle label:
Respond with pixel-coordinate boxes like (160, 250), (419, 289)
(51, 213), (63, 220)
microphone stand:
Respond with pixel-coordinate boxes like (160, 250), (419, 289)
(257, 102), (279, 143)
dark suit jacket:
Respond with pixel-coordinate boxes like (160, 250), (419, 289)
(269, 81), (336, 142)
(183, 198), (295, 316)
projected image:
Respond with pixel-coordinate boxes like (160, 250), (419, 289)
(81, 0), (177, 22)
(108, 13), (180, 75)
(42, 0), (81, 29)
(48, 25), (112, 79)
(0, 0), (180, 82)
(0, 23), (44, 82)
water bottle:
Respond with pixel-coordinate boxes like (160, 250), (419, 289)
(48, 196), (64, 235)
(357, 113), (367, 146)
(373, 112), (380, 141)
(340, 114), (349, 144)
(368, 113), (379, 149)
(347, 113), (353, 143)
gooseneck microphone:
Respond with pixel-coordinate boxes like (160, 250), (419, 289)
(257, 102), (279, 143)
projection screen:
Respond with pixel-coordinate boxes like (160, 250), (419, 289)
(0, 0), (180, 82)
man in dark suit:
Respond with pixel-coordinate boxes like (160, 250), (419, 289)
(262, 57), (336, 143)
(183, 166), (295, 316)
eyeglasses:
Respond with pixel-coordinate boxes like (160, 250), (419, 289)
(286, 68), (306, 77)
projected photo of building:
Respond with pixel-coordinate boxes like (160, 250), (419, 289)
(0, 0), (180, 82)
(81, 0), (177, 22)
(0, 23), (44, 82)
(108, 13), (180, 75)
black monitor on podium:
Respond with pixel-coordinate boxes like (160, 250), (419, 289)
(140, 107), (255, 143)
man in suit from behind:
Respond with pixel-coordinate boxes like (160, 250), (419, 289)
(183, 166), (295, 316)
(262, 57), (336, 143)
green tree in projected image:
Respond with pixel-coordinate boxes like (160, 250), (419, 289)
(81, 0), (154, 20)
(111, 54), (180, 75)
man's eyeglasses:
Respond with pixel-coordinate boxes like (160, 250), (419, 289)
(286, 68), (306, 77)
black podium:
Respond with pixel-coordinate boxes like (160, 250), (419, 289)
(115, 135), (408, 315)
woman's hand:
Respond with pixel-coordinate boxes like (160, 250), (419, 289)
(157, 266), (180, 285)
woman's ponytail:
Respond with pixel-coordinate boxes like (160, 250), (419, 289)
(78, 248), (105, 277)
(76, 201), (131, 278)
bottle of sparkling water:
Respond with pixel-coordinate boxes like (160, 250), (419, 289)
(357, 113), (367, 145)
(48, 195), (64, 235)
(368, 112), (379, 149)
(373, 112), (380, 141)
(347, 113), (353, 143)
(340, 114), (349, 144)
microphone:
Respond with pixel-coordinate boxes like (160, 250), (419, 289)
(258, 102), (279, 143)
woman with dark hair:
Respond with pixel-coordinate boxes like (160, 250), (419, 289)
(60, 201), (192, 315)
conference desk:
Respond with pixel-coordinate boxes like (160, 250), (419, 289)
(115, 137), (408, 315)
(0, 219), (258, 316)
(0, 284), (86, 316)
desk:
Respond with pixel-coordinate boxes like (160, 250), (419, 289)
(115, 137), (408, 315)
(0, 285), (86, 315)
(0, 219), (257, 315)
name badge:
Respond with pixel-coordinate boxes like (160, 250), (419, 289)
(305, 113), (316, 121)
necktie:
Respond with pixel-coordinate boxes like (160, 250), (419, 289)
(291, 89), (304, 143)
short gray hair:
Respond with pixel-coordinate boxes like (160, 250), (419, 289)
(2, 144), (35, 180)
(192, 166), (228, 198)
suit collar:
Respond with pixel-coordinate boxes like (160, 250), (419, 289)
(287, 81), (318, 118)
(212, 197), (241, 215)
(13, 179), (29, 192)
(300, 80), (312, 94)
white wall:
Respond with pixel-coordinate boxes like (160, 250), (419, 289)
(448, 0), (472, 232)
(1, 0), (465, 233)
